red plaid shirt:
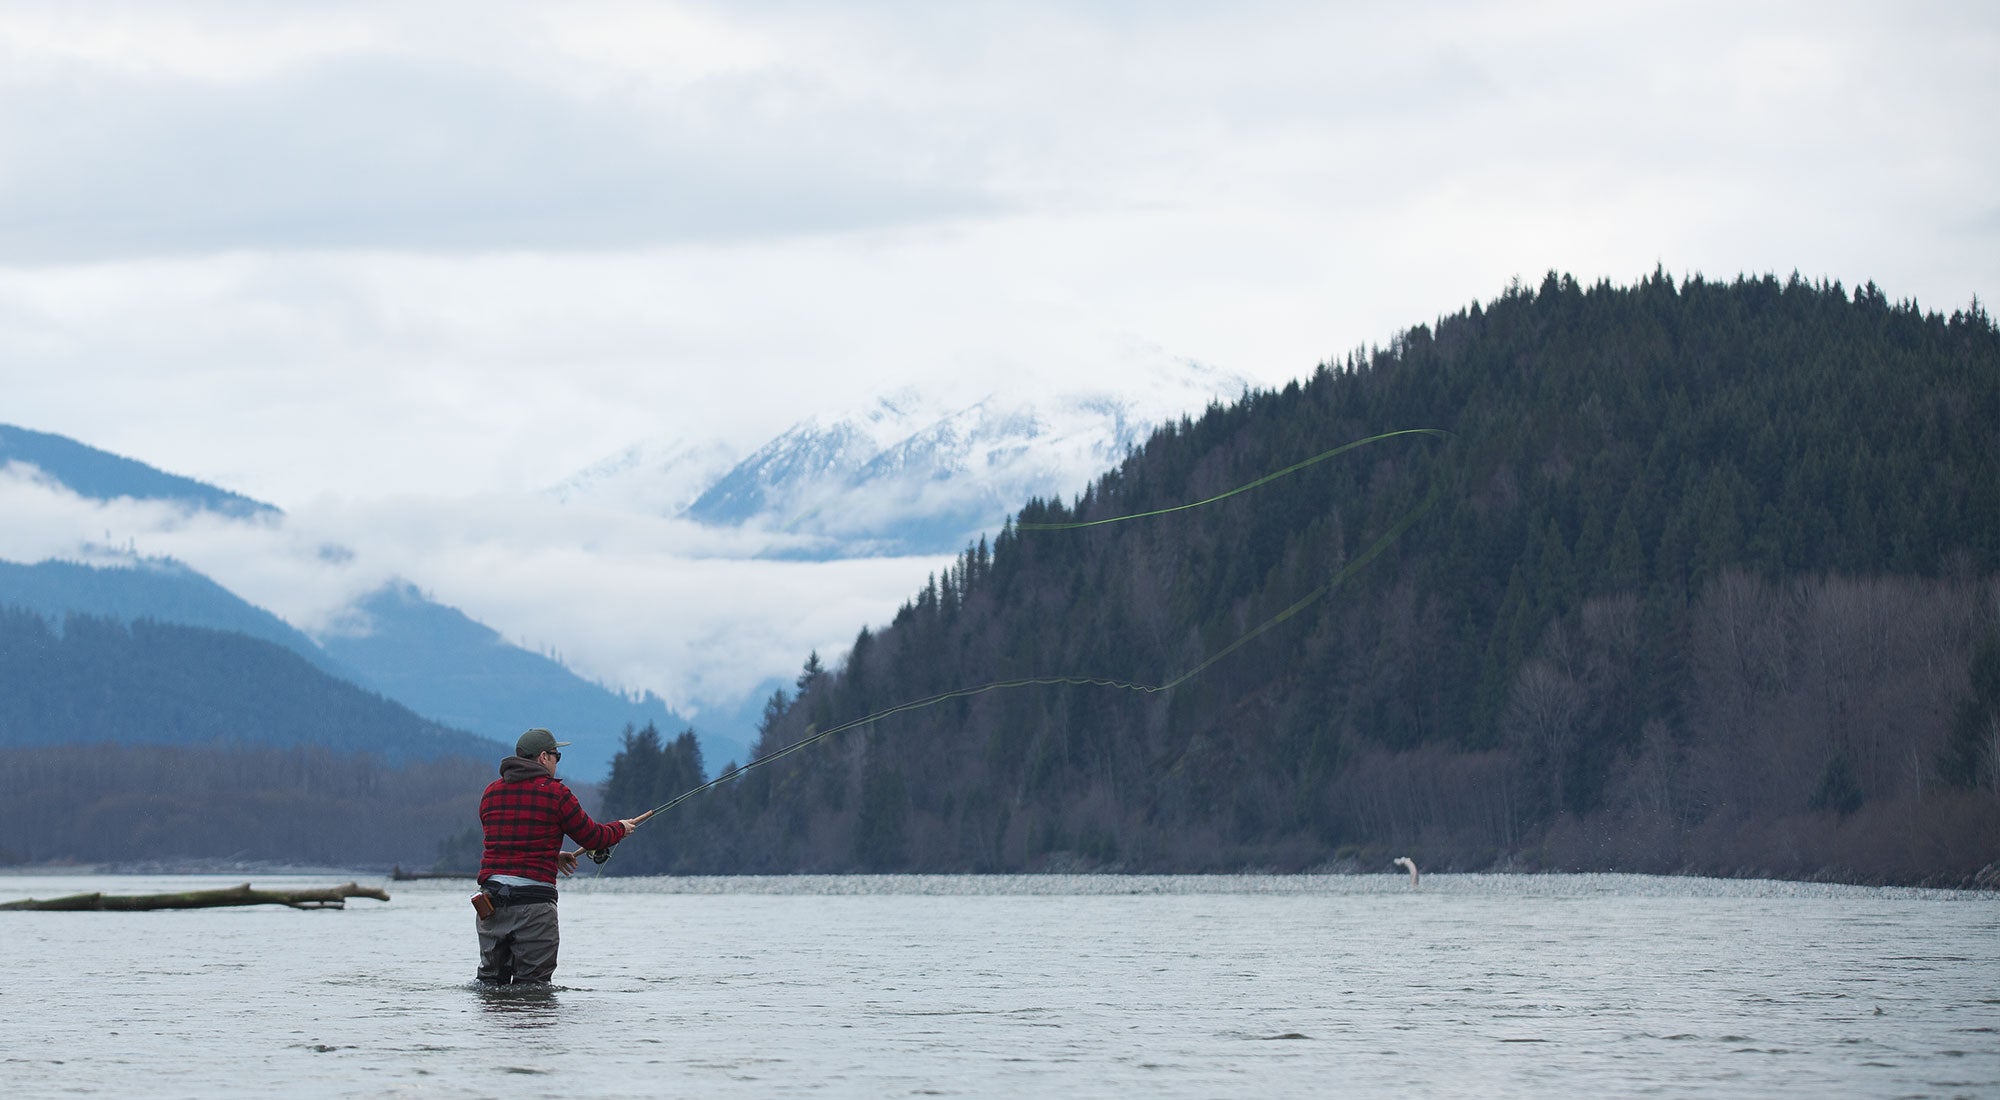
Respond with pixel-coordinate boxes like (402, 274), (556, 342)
(478, 756), (626, 885)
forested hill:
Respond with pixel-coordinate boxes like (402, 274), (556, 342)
(605, 272), (2000, 885)
(0, 606), (502, 763)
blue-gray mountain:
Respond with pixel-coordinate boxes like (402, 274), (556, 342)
(0, 425), (734, 780)
(0, 604), (500, 763)
(0, 557), (345, 678)
(315, 581), (743, 780)
(0, 423), (274, 519)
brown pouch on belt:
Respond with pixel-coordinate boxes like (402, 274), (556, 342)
(471, 892), (495, 921)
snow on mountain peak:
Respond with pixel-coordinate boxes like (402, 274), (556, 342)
(668, 356), (1255, 557)
(548, 352), (1252, 556)
(546, 435), (739, 516)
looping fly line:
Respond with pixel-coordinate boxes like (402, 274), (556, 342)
(632, 426), (1452, 823)
(1016, 427), (1449, 531)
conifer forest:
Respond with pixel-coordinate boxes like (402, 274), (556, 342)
(601, 272), (1999, 885)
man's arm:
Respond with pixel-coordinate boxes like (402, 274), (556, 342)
(559, 817), (643, 872)
(552, 784), (639, 852)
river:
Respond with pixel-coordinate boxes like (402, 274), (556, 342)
(4, 872), (1994, 1097)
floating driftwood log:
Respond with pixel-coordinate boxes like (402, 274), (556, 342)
(0, 882), (390, 911)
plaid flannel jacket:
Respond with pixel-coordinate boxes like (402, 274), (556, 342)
(477, 756), (625, 885)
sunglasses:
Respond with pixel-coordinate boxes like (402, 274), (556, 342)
(543, 750), (562, 761)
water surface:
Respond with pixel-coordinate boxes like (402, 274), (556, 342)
(4, 873), (1994, 1097)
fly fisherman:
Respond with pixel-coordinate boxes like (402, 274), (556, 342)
(475, 728), (644, 985)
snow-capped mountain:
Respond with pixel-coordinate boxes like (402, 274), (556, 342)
(684, 387), (937, 529)
(546, 434), (739, 516)
(573, 359), (1253, 559)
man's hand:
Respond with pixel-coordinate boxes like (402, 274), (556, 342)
(619, 817), (643, 836)
(557, 849), (580, 876)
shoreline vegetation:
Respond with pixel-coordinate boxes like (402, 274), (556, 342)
(3, 857), (1994, 893)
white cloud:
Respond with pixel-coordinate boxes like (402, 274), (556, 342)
(413, 538), (951, 716)
(0, 463), (386, 626)
(0, 462), (949, 715)
(0, 1), (1010, 263)
(0, 0), (1995, 725)
(536, 1), (781, 90)
(0, 2), (384, 84)
(308, 490), (955, 715)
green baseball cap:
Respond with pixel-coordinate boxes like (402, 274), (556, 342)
(516, 728), (572, 757)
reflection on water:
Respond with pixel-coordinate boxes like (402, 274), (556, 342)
(2, 872), (1994, 1098)
(473, 981), (563, 1029)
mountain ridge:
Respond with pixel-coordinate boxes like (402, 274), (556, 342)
(314, 579), (740, 779)
(0, 431), (728, 779)
(0, 423), (276, 519)
(0, 605), (503, 763)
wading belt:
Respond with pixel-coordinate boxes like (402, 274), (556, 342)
(482, 882), (559, 907)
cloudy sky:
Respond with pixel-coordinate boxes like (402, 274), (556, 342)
(2, 1), (1995, 720)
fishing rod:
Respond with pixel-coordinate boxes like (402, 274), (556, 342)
(586, 425), (1453, 859)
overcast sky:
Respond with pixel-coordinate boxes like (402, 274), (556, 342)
(3, 0), (1995, 721)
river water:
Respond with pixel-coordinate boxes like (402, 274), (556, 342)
(3, 872), (1994, 1098)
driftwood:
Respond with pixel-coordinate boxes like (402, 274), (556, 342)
(0, 882), (390, 911)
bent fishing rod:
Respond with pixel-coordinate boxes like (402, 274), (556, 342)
(575, 426), (1452, 864)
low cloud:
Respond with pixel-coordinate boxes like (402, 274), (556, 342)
(0, 464), (949, 717)
(290, 491), (955, 713)
(0, 463), (398, 630)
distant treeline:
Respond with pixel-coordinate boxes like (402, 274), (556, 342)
(1, 742), (489, 868)
(599, 272), (2000, 885)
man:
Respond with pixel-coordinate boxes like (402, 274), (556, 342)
(475, 727), (643, 985)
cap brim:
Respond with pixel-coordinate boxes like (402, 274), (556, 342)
(554, 740), (572, 748)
